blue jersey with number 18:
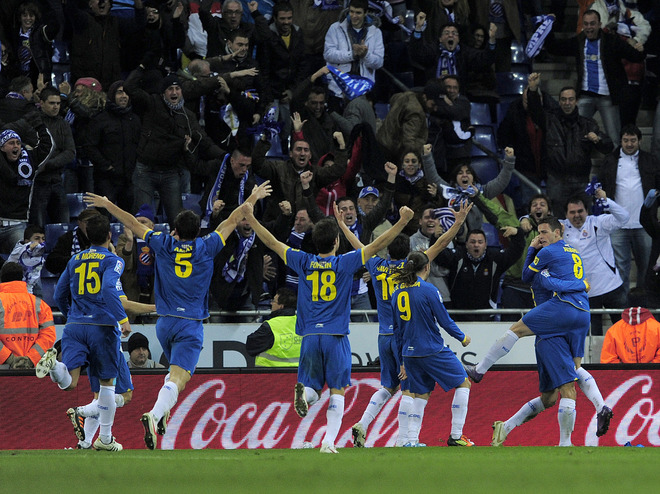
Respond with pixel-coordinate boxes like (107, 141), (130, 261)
(144, 229), (226, 320)
(285, 248), (365, 336)
(366, 257), (405, 335)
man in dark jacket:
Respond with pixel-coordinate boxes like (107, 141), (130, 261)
(124, 68), (225, 225)
(251, 132), (347, 222)
(544, 8), (646, 145)
(29, 87), (74, 226)
(84, 80), (141, 214)
(527, 85), (612, 218)
(44, 208), (100, 275)
(0, 114), (52, 255)
(408, 17), (497, 87)
(436, 223), (525, 319)
(198, 0), (256, 58)
(599, 124), (660, 301)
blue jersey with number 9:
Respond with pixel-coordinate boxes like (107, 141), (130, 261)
(145, 229), (226, 320)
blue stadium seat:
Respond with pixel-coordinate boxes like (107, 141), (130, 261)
(45, 223), (72, 253)
(181, 193), (203, 216)
(392, 71), (414, 89)
(110, 222), (124, 244)
(470, 102), (492, 125)
(482, 222), (502, 248)
(40, 275), (59, 310)
(495, 72), (527, 96)
(471, 125), (497, 157)
(66, 193), (85, 220)
(153, 223), (170, 234)
(510, 41), (532, 73)
(470, 157), (500, 184)
(374, 103), (390, 120)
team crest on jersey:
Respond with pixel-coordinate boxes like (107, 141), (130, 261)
(483, 268), (489, 276)
(114, 260), (123, 274)
(115, 279), (123, 291)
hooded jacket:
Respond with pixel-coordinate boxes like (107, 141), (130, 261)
(601, 307), (660, 363)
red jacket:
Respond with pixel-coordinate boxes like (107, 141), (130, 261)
(601, 307), (660, 363)
(0, 281), (56, 365)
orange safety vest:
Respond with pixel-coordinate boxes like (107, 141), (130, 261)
(0, 281), (56, 365)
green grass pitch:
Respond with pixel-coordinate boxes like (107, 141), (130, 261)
(2, 447), (659, 493)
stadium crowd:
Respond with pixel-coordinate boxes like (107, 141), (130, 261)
(1, 0), (660, 328)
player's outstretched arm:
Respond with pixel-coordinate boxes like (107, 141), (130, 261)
(426, 201), (472, 262)
(121, 297), (156, 319)
(363, 206), (414, 259)
(333, 202), (365, 251)
(215, 181), (272, 239)
(241, 202), (288, 261)
(84, 193), (150, 239)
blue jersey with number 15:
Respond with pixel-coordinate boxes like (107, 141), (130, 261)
(144, 229), (226, 320)
(285, 248), (365, 336)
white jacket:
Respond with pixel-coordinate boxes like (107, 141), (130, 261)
(323, 16), (384, 98)
(560, 198), (630, 297)
(591, 0), (651, 45)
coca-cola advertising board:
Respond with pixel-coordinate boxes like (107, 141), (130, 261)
(1, 368), (658, 449)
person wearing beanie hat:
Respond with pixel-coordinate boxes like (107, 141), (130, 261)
(0, 117), (52, 256)
(127, 332), (164, 368)
(123, 60), (225, 227)
(74, 77), (103, 93)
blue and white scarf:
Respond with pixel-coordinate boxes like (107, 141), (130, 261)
(399, 167), (424, 185)
(202, 153), (248, 227)
(222, 231), (256, 283)
(437, 45), (459, 78)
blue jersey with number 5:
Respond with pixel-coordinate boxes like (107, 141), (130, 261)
(55, 246), (128, 326)
(144, 229), (226, 320)
(285, 248), (365, 336)
(524, 240), (589, 312)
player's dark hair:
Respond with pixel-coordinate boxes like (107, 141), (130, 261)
(23, 224), (44, 241)
(538, 215), (562, 234)
(86, 214), (111, 245)
(392, 250), (429, 286)
(565, 195), (587, 213)
(273, 1), (293, 17)
(275, 287), (297, 309)
(450, 162), (480, 187)
(388, 233), (410, 260)
(39, 86), (60, 102)
(0, 262), (24, 282)
(528, 193), (551, 214)
(620, 123), (642, 140)
(312, 217), (339, 254)
(173, 210), (201, 241)
(583, 8), (601, 22)
(467, 229), (486, 242)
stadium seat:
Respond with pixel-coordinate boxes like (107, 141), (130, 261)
(39, 275), (59, 311)
(374, 103), (390, 120)
(482, 222), (502, 248)
(45, 223), (72, 253)
(495, 72), (527, 96)
(181, 193), (203, 216)
(470, 157), (500, 184)
(471, 125), (497, 157)
(66, 193), (85, 220)
(470, 102), (492, 125)
(153, 223), (170, 234)
(392, 71), (414, 89)
(510, 41), (532, 73)
(110, 222), (124, 244)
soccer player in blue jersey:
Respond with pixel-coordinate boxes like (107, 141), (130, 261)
(336, 201), (472, 447)
(67, 298), (156, 449)
(241, 201), (415, 453)
(390, 251), (473, 447)
(84, 182), (272, 450)
(36, 214), (131, 452)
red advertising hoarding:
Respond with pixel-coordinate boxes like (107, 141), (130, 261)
(1, 368), (658, 449)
